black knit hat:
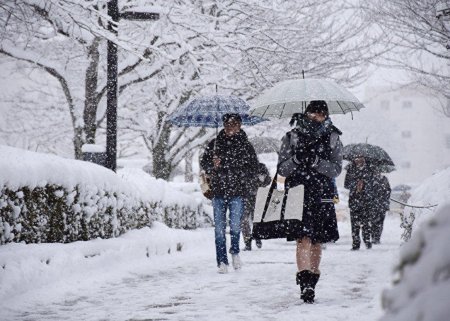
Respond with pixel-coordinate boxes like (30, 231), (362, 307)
(222, 113), (242, 124)
(305, 100), (329, 116)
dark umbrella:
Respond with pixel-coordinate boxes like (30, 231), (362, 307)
(343, 143), (395, 167)
(248, 136), (281, 154)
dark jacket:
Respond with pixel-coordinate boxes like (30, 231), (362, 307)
(246, 162), (272, 196)
(277, 115), (343, 243)
(278, 117), (343, 206)
(344, 164), (391, 212)
(200, 129), (258, 197)
(372, 175), (391, 212)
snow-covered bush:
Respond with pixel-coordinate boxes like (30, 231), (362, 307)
(0, 146), (209, 244)
(399, 167), (450, 241)
(0, 183), (152, 244)
(381, 168), (450, 321)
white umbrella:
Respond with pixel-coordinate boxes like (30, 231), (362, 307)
(250, 79), (365, 118)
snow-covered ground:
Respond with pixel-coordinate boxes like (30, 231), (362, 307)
(1, 147), (449, 321)
(0, 215), (403, 321)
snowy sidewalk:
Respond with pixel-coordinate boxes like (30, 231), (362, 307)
(0, 216), (403, 321)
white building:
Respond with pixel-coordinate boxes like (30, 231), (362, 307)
(363, 85), (450, 186)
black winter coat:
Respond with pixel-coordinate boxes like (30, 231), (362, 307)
(374, 175), (391, 212)
(245, 162), (272, 196)
(286, 129), (337, 204)
(344, 164), (391, 212)
(277, 117), (343, 244)
(200, 129), (258, 197)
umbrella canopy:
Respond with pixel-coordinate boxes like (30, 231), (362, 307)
(392, 184), (412, 192)
(168, 95), (266, 128)
(376, 164), (396, 173)
(250, 79), (365, 118)
(248, 136), (281, 154)
(343, 143), (395, 167)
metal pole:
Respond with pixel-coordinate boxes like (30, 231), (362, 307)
(104, 4), (159, 172)
(106, 0), (119, 172)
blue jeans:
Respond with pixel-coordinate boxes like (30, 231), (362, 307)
(212, 196), (243, 267)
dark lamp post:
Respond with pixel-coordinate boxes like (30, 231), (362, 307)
(106, 1), (159, 172)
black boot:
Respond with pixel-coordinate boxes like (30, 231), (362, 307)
(297, 270), (320, 303)
(243, 238), (252, 251)
(309, 272), (320, 302)
(296, 271), (305, 298)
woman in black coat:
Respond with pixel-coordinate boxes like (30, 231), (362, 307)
(277, 100), (343, 303)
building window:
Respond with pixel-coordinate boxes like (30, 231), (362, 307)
(446, 134), (450, 149)
(380, 100), (390, 110)
(401, 161), (411, 169)
(402, 100), (412, 109)
(401, 130), (412, 138)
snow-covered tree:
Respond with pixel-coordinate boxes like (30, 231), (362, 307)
(1, 0), (383, 180)
(119, 0), (385, 179)
(0, 0), (168, 159)
(363, 0), (450, 117)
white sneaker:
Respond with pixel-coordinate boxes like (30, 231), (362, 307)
(231, 254), (242, 270)
(217, 263), (228, 274)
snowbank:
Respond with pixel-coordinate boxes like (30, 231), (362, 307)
(398, 167), (450, 241)
(406, 166), (450, 218)
(381, 168), (450, 321)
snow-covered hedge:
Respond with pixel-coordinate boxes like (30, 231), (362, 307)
(381, 168), (450, 321)
(399, 167), (450, 241)
(0, 146), (209, 244)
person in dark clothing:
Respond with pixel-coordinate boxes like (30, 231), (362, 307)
(344, 158), (391, 249)
(200, 113), (259, 274)
(369, 172), (391, 244)
(241, 162), (272, 251)
(344, 157), (373, 250)
(276, 100), (343, 303)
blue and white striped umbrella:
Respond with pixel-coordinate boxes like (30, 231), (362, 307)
(168, 95), (266, 128)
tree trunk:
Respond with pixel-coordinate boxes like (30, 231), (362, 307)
(83, 38), (101, 144)
(73, 126), (84, 160)
(152, 112), (173, 180)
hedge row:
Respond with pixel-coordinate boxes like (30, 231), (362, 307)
(0, 183), (209, 245)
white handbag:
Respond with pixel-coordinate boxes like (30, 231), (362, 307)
(252, 183), (304, 239)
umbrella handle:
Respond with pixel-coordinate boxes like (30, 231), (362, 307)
(213, 126), (218, 152)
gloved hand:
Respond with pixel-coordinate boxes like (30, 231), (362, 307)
(294, 149), (317, 167)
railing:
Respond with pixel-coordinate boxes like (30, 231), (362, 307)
(391, 198), (438, 242)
